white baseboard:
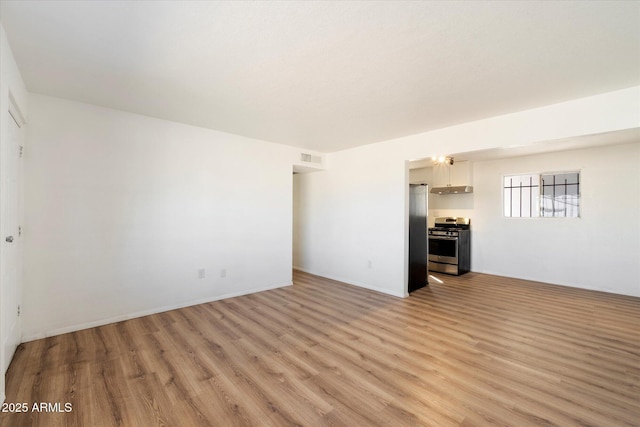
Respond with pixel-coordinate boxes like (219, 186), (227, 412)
(21, 281), (293, 342)
(293, 266), (407, 298)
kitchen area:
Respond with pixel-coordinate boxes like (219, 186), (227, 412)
(407, 138), (640, 298)
(408, 157), (475, 291)
(410, 156), (474, 228)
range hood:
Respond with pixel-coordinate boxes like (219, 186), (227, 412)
(430, 185), (473, 195)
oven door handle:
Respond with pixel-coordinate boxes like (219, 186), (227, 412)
(428, 236), (458, 240)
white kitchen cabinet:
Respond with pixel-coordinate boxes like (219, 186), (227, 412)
(433, 161), (473, 187)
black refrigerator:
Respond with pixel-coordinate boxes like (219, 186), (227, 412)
(408, 184), (428, 293)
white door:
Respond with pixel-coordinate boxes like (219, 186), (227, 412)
(2, 109), (23, 374)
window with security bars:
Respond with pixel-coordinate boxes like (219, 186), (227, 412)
(503, 174), (540, 217)
(503, 171), (580, 218)
(541, 172), (580, 217)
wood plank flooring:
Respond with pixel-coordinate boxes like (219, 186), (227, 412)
(1, 271), (639, 426)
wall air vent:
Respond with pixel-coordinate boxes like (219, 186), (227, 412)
(300, 153), (322, 164)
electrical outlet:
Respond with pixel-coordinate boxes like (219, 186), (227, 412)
(198, 268), (206, 279)
(220, 269), (227, 278)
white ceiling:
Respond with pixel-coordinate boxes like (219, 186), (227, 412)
(1, 1), (639, 153)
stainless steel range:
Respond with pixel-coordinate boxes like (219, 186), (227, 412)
(428, 217), (471, 275)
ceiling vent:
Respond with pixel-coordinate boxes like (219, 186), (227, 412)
(300, 153), (322, 164)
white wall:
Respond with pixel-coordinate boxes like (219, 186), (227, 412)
(294, 87), (640, 298)
(293, 149), (407, 297)
(0, 21), (29, 404)
(22, 93), (317, 341)
(472, 142), (640, 296)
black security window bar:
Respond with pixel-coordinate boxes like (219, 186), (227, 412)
(541, 172), (580, 217)
(503, 174), (539, 218)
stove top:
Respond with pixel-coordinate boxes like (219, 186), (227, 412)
(432, 217), (471, 230)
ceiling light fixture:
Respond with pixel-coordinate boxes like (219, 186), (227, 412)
(432, 156), (454, 165)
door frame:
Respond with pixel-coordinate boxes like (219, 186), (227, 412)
(1, 92), (26, 381)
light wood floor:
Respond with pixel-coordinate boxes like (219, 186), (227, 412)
(2, 271), (639, 426)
